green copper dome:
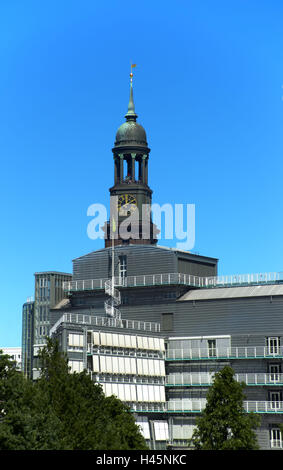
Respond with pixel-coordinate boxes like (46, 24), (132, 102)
(115, 120), (147, 147)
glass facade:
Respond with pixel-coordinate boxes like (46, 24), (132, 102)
(34, 272), (72, 347)
(31, 272), (72, 379)
(21, 300), (34, 378)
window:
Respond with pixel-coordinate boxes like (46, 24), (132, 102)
(270, 391), (281, 410)
(207, 339), (216, 357)
(137, 417), (151, 440)
(47, 280), (50, 299)
(270, 428), (282, 449)
(45, 306), (49, 321)
(269, 364), (281, 383)
(153, 421), (169, 441)
(164, 292), (176, 299)
(267, 337), (280, 355)
(119, 256), (127, 285)
(39, 278), (48, 288)
(161, 313), (173, 332)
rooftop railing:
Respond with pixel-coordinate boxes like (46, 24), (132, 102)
(63, 271), (283, 293)
(63, 273), (201, 292)
(49, 313), (160, 336)
(205, 271), (283, 288)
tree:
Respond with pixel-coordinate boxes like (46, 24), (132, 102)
(0, 340), (147, 450)
(189, 366), (260, 450)
(36, 338), (148, 450)
(0, 349), (63, 450)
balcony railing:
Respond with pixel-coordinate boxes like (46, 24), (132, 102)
(63, 271), (283, 293)
(166, 373), (214, 386)
(245, 401), (283, 413)
(166, 372), (283, 387)
(167, 399), (206, 413)
(50, 313), (160, 336)
(236, 372), (283, 386)
(165, 400), (283, 414)
(129, 400), (283, 414)
(166, 346), (283, 361)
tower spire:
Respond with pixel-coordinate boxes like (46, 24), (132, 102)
(125, 64), (137, 121)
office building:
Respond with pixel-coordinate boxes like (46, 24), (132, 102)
(32, 271), (72, 378)
(21, 297), (34, 377)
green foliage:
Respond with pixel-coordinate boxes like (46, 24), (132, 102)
(0, 348), (63, 449)
(0, 340), (147, 450)
(189, 366), (261, 450)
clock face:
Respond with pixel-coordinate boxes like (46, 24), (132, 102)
(118, 194), (137, 216)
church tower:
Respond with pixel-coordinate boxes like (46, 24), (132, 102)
(104, 70), (159, 247)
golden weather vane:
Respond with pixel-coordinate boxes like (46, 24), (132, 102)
(130, 63), (136, 83)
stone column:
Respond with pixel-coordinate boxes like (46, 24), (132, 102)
(119, 154), (124, 183)
(141, 155), (147, 184)
(144, 155), (148, 185)
(114, 155), (118, 184)
(131, 153), (136, 180)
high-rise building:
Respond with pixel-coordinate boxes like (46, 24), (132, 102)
(47, 75), (283, 450)
(32, 271), (72, 378)
(21, 297), (34, 377)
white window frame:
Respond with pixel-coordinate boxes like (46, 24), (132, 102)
(269, 364), (280, 383)
(270, 428), (282, 449)
(267, 337), (280, 356)
(207, 339), (216, 357)
(270, 391), (281, 410)
(119, 256), (127, 285)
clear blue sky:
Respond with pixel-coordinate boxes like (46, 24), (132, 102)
(1, 0), (283, 347)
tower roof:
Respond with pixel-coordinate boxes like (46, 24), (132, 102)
(125, 79), (137, 121)
(114, 70), (148, 149)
